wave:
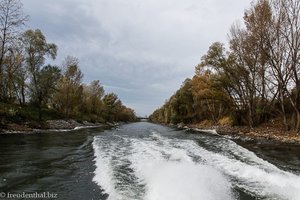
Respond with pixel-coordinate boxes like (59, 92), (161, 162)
(192, 128), (219, 135)
(129, 133), (234, 200)
(175, 137), (300, 200)
(92, 130), (300, 200)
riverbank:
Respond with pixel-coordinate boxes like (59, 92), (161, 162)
(185, 122), (300, 144)
(0, 120), (120, 134)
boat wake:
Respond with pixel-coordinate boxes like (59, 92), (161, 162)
(92, 130), (300, 200)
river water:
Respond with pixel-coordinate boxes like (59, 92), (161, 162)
(1, 122), (300, 200)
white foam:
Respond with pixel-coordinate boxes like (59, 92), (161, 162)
(128, 135), (234, 200)
(92, 131), (300, 200)
(144, 161), (232, 200)
(194, 128), (219, 135)
(93, 135), (143, 200)
(176, 138), (300, 200)
(92, 137), (122, 200)
(74, 125), (102, 130)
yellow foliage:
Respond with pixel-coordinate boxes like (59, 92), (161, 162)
(199, 119), (214, 126)
(218, 116), (233, 126)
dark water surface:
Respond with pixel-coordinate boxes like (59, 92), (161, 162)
(1, 122), (300, 200)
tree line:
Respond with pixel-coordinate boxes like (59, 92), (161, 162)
(0, 0), (137, 125)
(150, 0), (300, 131)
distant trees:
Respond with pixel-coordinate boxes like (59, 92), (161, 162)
(100, 93), (136, 122)
(150, 0), (300, 131)
(150, 79), (195, 124)
(170, 79), (195, 124)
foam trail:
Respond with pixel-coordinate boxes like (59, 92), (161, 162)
(93, 133), (234, 200)
(176, 138), (300, 200)
(93, 135), (145, 200)
(92, 137), (122, 200)
(128, 133), (234, 200)
(92, 129), (300, 200)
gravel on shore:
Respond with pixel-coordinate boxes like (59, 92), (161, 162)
(186, 123), (300, 144)
(0, 120), (118, 134)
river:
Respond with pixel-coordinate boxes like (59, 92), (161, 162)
(1, 122), (300, 200)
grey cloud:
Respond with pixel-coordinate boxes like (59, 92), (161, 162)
(22, 0), (251, 116)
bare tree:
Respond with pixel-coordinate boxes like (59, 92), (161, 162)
(264, 0), (300, 130)
(0, 0), (28, 100)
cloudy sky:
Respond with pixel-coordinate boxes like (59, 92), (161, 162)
(22, 0), (251, 116)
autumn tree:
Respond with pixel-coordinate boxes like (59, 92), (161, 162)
(31, 65), (61, 119)
(81, 80), (104, 120)
(198, 0), (278, 127)
(53, 56), (83, 118)
(21, 29), (57, 120)
(150, 0), (300, 132)
(192, 65), (231, 123)
(102, 93), (121, 122)
(170, 79), (195, 124)
(197, 42), (245, 125)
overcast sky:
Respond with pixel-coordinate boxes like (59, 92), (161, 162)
(22, 0), (251, 116)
